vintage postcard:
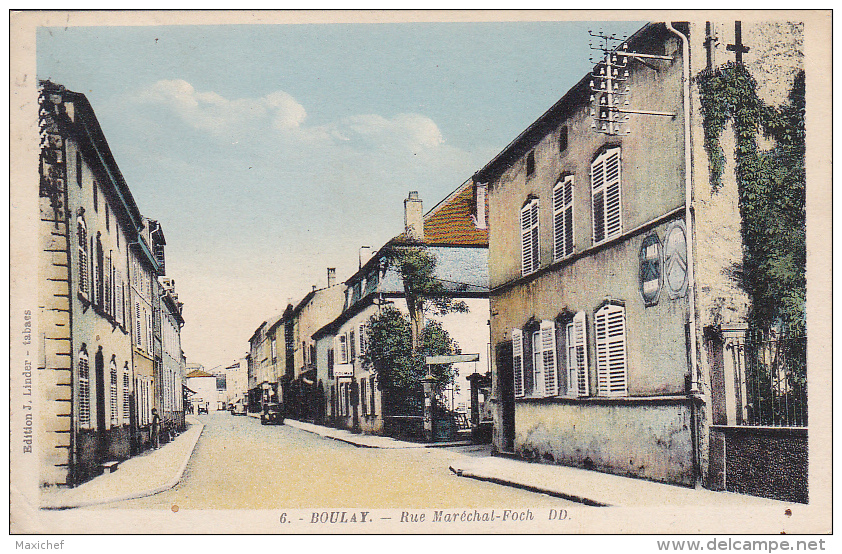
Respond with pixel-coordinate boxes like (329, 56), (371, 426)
(9, 9), (832, 540)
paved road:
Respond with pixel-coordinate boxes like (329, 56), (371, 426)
(100, 412), (577, 509)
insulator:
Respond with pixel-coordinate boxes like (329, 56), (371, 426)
(624, 70), (629, 78)
(600, 81), (606, 90)
(624, 99), (630, 106)
(590, 109), (596, 117)
(601, 123), (608, 132)
(591, 121), (597, 129)
(600, 96), (606, 105)
(600, 67), (606, 76)
(612, 68), (618, 77)
(590, 94), (595, 102)
(590, 80), (594, 88)
(622, 43), (628, 50)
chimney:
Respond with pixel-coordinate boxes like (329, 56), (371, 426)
(359, 246), (372, 269)
(327, 267), (336, 288)
(404, 191), (424, 242)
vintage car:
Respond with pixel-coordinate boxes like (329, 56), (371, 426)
(260, 402), (284, 425)
(196, 402), (209, 415)
(230, 399), (247, 416)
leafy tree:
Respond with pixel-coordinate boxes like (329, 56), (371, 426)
(383, 244), (468, 350)
(361, 246), (466, 415)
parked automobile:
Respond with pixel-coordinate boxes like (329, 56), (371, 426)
(260, 402), (284, 425)
(230, 399), (247, 416)
(197, 402), (209, 415)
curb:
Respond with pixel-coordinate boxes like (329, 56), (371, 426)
(283, 418), (473, 449)
(41, 421), (205, 510)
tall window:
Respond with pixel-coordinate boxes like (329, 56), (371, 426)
(520, 198), (540, 276)
(358, 324), (367, 358)
(559, 126), (568, 153)
(594, 303), (628, 397)
(110, 357), (119, 426)
(93, 181), (98, 212)
(76, 152), (83, 187)
(122, 363), (131, 424)
(337, 334), (348, 364)
(95, 236), (104, 308)
(591, 147), (622, 245)
(270, 336), (277, 364)
(530, 321), (558, 397)
(78, 346), (91, 429)
(553, 176), (575, 260)
(361, 379), (367, 416)
(512, 329), (525, 398)
(349, 330), (356, 360)
(565, 312), (589, 397)
(526, 151), (536, 177)
(369, 376), (376, 416)
(77, 216), (89, 298)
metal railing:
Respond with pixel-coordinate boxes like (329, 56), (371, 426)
(728, 328), (807, 427)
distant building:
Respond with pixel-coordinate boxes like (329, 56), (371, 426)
(186, 369), (217, 413)
(313, 181), (490, 437)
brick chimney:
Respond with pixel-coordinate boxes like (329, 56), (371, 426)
(404, 191), (424, 242)
(327, 267), (336, 288)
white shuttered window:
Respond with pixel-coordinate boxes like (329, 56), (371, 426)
(520, 199), (540, 276)
(591, 148), (622, 245)
(594, 304), (628, 397)
(512, 329), (525, 398)
(553, 176), (575, 260)
(537, 321), (559, 397)
(78, 348), (91, 429)
(566, 312), (590, 397)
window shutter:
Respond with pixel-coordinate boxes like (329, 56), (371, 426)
(78, 350), (91, 428)
(604, 149), (622, 239)
(512, 328), (525, 398)
(594, 304), (628, 397)
(91, 237), (98, 306)
(110, 360), (118, 426)
(122, 365), (130, 424)
(553, 177), (575, 260)
(521, 204), (533, 276)
(114, 272), (124, 326)
(531, 201), (540, 270)
(540, 320), (558, 396)
(104, 254), (112, 316)
(77, 219), (89, 297)
(592, 148), (622, 245)
(135, 301), (142, 348)
(571, 312), (590, 397)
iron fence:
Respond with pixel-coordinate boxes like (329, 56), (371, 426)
(728, 327), (807, 427)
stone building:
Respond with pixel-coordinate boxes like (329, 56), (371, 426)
(476, 21), (805, 501)
(37, 81), (185, 487)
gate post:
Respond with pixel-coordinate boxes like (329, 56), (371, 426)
(721, 324), (748, 426)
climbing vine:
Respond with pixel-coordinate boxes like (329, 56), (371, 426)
(697, 63), (806, 333)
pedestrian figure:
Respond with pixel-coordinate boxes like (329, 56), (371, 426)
(151, 408), (161, 450)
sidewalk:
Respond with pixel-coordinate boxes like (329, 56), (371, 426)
(280, 416), (789, 508)
(40, 417), (204, 510)
(251, 413), (473, 449)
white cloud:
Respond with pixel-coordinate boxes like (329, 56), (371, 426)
(134, 79), (445, 153)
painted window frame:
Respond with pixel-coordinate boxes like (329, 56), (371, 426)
(564, 311), (590, 398)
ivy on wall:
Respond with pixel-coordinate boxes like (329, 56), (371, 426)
(697, 63), (806, 333)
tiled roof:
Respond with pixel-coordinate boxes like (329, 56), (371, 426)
(186, 369), (215, 378)
(394, 180), (488, 246)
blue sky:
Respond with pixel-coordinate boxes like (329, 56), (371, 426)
(37, 19), (645, 369)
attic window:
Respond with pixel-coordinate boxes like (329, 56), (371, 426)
(526, 151), (536, 177)
(559, 126), (568, 153)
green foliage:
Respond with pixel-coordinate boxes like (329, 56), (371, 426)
(361, 307), (460, 396)
(384, 245), (469, 322)
(697, 64), (806, 333)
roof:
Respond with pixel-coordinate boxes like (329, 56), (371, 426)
(186, 369), (215, 379)
(472, 22), (667, 184)
(392, 179), (488, 247)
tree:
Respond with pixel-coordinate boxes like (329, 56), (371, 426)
(383, 244), (468, 351)
(361, 245), (466, 415)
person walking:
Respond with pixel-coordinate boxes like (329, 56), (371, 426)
(151, 408), (161, 449)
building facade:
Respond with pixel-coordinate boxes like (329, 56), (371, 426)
(37, 81), (185, 487)
(313, 183), (491, 437)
